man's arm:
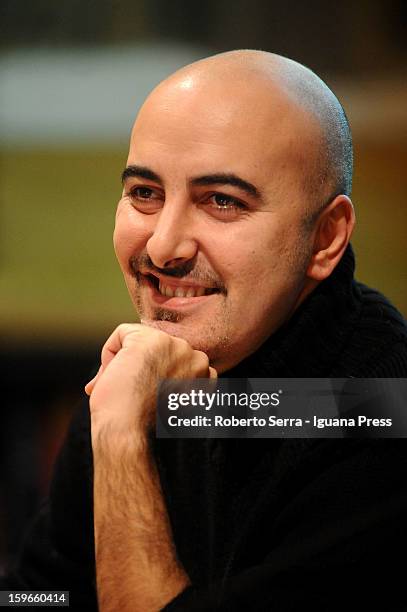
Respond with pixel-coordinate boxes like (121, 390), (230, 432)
(87, 324), (216, 611)
(92, 429), (190, 612)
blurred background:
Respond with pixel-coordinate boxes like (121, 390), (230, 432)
(1, 0), (406, 571)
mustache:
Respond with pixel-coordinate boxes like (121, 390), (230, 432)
(129, 254), (227, 293)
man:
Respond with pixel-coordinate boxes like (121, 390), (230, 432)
(3, 50), (407, 610)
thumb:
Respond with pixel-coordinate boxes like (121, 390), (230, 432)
(84, 364), (103, 396)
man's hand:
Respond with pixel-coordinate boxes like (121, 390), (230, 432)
(85, 324), (216, 612)
(86, 323), (216, 435)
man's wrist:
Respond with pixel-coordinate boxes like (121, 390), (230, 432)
(91, 416), (151, 459)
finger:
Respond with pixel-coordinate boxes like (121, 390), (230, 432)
(100, 323), (140, 369)
(209, 366), (218, 379)
(84, 364), (103, 396)
(90, 323), (146, 394)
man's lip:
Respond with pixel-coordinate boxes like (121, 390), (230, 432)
(139, 270), (218, 291)
(138, 272), (220, 308)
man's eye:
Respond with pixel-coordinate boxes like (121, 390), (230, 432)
(125, 185), (163, 213)
(207, 193), (247, 216)
(129, 187), (155, 200)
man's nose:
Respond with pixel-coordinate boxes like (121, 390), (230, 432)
(146, 202), (198, 269)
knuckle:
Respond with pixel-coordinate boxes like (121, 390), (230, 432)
(151, 328), (171, 345)
(118, 322), (139, 335)
(193, 350), (210, 371)
(197, 351), (210, 365)
(173, 336), (191, 351)
(116, 322), (129, 333)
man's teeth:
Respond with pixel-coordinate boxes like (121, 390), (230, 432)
(158, 281), (206, 298)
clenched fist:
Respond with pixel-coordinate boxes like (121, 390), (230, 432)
(85, 323), (217, 436)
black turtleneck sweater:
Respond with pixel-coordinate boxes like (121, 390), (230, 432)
(3, 246), (407, 611)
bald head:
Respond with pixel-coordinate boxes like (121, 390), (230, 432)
(136, 50), (353, 223)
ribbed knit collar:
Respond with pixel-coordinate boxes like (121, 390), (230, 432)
(223, 244), (361, 378)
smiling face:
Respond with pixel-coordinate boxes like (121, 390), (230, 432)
(113, 65), (322, 372)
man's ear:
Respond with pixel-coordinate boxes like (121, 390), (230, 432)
(306, 195), (355, 281)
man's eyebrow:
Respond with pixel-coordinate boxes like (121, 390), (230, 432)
(121, 165), (163, 185)
(190, 173), (261, 199)
(121, 167), (261, 199)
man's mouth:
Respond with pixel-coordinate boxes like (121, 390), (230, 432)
(157, 278), (218, 298)
(141, 273), (220, 302)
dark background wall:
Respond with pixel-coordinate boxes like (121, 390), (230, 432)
(2, 0), (407, 76)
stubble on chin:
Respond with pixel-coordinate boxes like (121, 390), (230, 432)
(133, 283), (232, 367)
(135, 289), (185, 324)
(150, 307), (184, 323)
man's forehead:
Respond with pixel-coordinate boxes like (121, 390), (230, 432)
(128, 50), (340, 196)
(128, 85), (317, 195)
(133, 70), (306, 134)
(134, 79), (313, 150)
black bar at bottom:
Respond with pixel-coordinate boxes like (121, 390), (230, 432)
(0, 592), (69, 607)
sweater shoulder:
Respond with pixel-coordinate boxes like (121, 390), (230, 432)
(333, 281), (407, 377)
